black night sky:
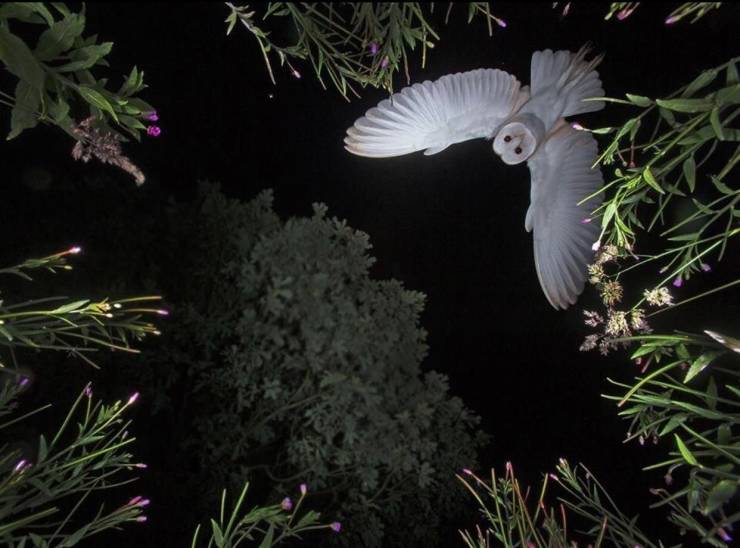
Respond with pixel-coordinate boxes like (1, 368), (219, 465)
(3, 2), (739, 546)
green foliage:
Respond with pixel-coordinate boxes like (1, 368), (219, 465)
(191, 482), (337, 548)
(146, 184), (486, 547)
(0, 2), (155, 141)
(224, 2), (505, 98)
(0, 382), (147, 547)
(574, 51), (739, 547)
(605, 330), (739, 546)
(603, 2), (723, 23)
(0, 248), (164, 369)
(459, 460), (657, 548)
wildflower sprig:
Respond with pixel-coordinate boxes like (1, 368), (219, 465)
(0, 383), (148, 546)
(0, 248), (164, 369)
(575, 57), (738, 338)
(601, 2), (723, 23)
(224, 2), (505, 99)
(458, 460), (657, 548)
(0, 2), (157, 183)
(190, 482), (338, 547)
(604, 329), (739, 546)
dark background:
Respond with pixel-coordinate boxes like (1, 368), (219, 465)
(3, 2), (739, 545)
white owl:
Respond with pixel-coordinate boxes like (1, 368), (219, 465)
(344, 45), (606, 309)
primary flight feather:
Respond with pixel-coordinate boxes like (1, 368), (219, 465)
(344, 45), (605, 310)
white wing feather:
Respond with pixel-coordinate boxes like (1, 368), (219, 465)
(344, 69), (523, 158)
(522, 46), (605, 130)
(526, 125), (603, 309)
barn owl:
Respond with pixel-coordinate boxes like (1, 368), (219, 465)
(344, 46), (605, 309)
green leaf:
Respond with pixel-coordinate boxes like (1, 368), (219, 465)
(8, 79), (41, 140)
(77, 86), (119, 122)
(257, 523), (275, 548)
(659, 413), (687, 436)
(711, 176), (734, 195)
(0, 3), (54, 25)
(642, 167), (664, 194)
(49, 299), (90, 314)
(57, 42), (113, 72)
(674, 434), (699, 466)
(35, 13), (85, 60)
(656, 98), (713, 113)
(704, 480), (738, 514)
(37, 435), (48, 462)
(727, 60), (739, 85)
(210, 519), (224, 546)
(601, 202), (617, 228)
(682, 69), (718, 98)
(709, 107), (724, 140)
(704, 330), (740, 353)
(715, 83), (740, 104)
(682, 156), (696, 193)
(625, 93), (652, 107)
(0, 25), (46, 90)
(684, 351), (722, 383)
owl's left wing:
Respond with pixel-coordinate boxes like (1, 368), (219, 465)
(345, 69), (524, 158)
(525, 124), (603, 309)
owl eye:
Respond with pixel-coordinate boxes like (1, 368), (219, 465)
(504, 135), (512, 143)
(515, 147), (522, 154)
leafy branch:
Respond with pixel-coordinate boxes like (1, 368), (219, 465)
(0, 382), (148, 546)
(224, 2), (505, 99)
(0, 248), (165, 370)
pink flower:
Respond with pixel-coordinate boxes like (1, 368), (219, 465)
(19, 377), (29, 387)
(147, 126), (161, 137)
(281, 497), (293, 511)
(701, 263), (712, 272)
(496, 18), (507, 28)
(462, 468), (473, 476)
(136, 516), (148, 523)
(672, 277), (683, 288)
(665, 15), (679, 25)
(128, 392), (140, 405)
(299, 483), (307, 496)
(84, 385), (92, 397)
(380, 56), (389, 69)
(330, 522), (342, 533)
(369, 42), (379, 55)
(145, 111), (159, 122)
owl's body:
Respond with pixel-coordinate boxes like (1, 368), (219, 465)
(344, 46), (606, 309)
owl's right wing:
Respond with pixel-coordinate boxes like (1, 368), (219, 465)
(344, 69), (525, 158)
(526, 124), (603, 309)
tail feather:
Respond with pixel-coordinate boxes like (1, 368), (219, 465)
(531, 44), (605, 117)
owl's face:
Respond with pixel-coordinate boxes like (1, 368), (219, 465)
(493, 121), (538, 165)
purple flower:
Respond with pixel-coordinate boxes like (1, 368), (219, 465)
(369, 42), (379, 55)
(156, 309), (169, 316)
(672, 277), (683, 288)
(291, 69), (302, 79)
(147, 126), (161, 137)
(665, 15), (680, 25)
(299, 483), (307, 496)
(128, 496), (142, 506)
(135, 463), (148, 469)
(330, 522), (342, 533)
(13, 459), (28, 473)
(701, 263), (712, 272)
(496, 18), (507, 28)
(19, 376), (29, 387)
(580, 217), (592, 224)
(145, 111), (159, 122)
(128, 392), (140, 405)
(462, 468), (473, 476)
(380, 56), (389, 69)
(281, 497), (293, 511)
(84, 385), (92, 397)
(136, 516), (148, 523)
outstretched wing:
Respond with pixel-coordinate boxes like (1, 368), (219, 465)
(525, 124), (603, 309)
(345, 69), (524, 158)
